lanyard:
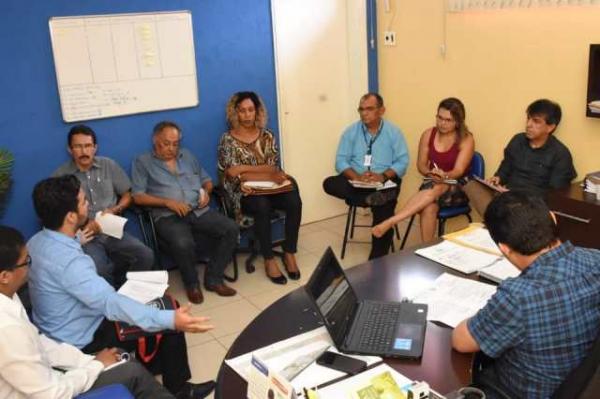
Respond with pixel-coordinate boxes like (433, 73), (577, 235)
(362, 120), (383, 155)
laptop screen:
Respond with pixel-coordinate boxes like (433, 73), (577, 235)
(305, 247), (358, 347)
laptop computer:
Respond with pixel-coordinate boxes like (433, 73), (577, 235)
(304, 247), (428, 358)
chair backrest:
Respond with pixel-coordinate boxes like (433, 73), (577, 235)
(75, 384), (134, 399)
(470, 151), (485, 179)
(552, 331), (600, 399)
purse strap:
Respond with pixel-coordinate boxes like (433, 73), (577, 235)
(137, 333), (163, 363)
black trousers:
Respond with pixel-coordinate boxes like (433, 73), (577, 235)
(241, 188), (302, 259)
(323, 174), (400, 259)
(154, 210), (239, 288)
(82, 319), (191, 395)
(90, 360), (174, 399)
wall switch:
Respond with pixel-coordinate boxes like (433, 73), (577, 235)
(383, 31), (396, 46)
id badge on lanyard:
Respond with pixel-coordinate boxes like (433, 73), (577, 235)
(363, 122), (382, 171)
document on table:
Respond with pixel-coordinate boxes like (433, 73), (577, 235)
(118, 271), (169, 303)
(415, 240), (501, 274)
(95, 211), (127, 239)
(225, 326), (381, 394)
(411, 273), (496, 328)
(443, 223), (502, 256)
(317, 363), (412, 399)
(479, 258), (520, 283)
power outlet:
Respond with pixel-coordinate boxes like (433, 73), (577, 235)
(383, 31), (396, 46)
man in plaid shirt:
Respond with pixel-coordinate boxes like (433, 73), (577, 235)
(452, 191), (600, 398)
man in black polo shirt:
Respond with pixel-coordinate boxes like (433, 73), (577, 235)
(464, 98), (576, 215)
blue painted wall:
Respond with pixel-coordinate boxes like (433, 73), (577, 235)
(0, 0), (279, 237)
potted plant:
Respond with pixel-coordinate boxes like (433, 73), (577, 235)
(0, 148), (14, 219)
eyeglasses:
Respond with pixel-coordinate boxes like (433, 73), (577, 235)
(8, 255), (31, 270)
(357, 106), (380, 113)
(436, 114), (455, 124)
(71, 143), (95, 151)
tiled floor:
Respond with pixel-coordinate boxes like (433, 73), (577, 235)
(167, 210), (471, 398)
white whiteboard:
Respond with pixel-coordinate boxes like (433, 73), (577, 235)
(49, 11), (199, 122)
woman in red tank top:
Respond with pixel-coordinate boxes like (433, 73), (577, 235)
(373, 98), (474, 243)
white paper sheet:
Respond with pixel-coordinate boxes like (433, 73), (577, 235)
(244, 181), (277, 188)
(125, 271), (169, 284)
(411, 273), (496, 328)
(415, 240), (501, 274)
(95, 211), (127, 239)
(117, 280), (168, 304)
(225, 327), (381, 394)
(479, 258), (521, 283)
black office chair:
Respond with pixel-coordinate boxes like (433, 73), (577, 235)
(213, 185), (286, 282)
(340, 199), (400, 259)
(470, 352), (514, 399)
(552, 331), (600, 399)
(400, 151), (485, 250)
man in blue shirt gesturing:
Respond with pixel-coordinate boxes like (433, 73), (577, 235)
(28, 175), (218, 398)
(323, 93), (409, 259)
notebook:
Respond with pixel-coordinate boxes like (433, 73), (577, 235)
(304, 248), (428, 358)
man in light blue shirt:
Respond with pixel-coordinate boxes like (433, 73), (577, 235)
(27, 175), (217, 398)
(323, 93), (409, 259)
(132, 121), (238, 304)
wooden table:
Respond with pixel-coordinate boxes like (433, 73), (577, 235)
(215, 248), (481, 398)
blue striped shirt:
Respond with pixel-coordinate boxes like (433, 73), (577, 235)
(468, 241), (600, 398)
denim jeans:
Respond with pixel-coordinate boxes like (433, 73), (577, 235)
(154, 209), (239, 288)
(83, 232), (155, 288)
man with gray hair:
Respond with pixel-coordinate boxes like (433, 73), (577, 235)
(132, 121), (238, 304)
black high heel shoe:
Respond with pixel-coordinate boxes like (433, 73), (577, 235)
(267, 273), (287, 285)
(283, 259), (301, 280)
(265, 262), (287, 285)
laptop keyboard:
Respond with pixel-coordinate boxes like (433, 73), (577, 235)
(357, 302), (401, 352)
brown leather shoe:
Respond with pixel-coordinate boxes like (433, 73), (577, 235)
(204, 283), (237, 297)
(186, 287), (204, 304)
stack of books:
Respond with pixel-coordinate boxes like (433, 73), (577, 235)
(588, 100), (600, 114)
(584, 171), (600, 194)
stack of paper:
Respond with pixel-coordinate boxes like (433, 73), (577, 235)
(243, 181), (278, 189)
(412, 273), (496, 328)
(584, 171), (600, 194)
(415, 240), (501, 274)
(443, 223), (501, 256)
(349, 180), (397, 191)
(349, 180), (382, 189)
(117, 271), (169, 304)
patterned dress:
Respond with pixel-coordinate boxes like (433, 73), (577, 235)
(217, 129), (279, 221)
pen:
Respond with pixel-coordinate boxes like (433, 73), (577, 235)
(432, 162), (440, 171)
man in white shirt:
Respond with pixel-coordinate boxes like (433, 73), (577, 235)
(0, 225), (175, 398)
